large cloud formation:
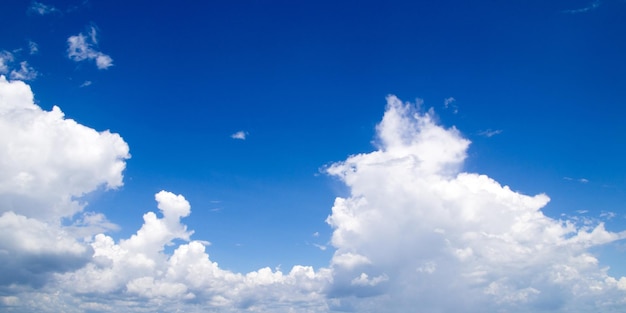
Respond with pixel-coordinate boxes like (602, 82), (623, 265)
(0, 78), (625, 312)
(324, 96), (626, 312)
(0, 75), (129, 291)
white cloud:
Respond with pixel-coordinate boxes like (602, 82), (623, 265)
(55, 191), (332, 311)
(231, 130), (247, 140)
(0, 76), (130, 221)
(28, 1), (60, 15)
(0, 76), (129, 290)
(80, 80), (92, 87)
(10, 61), (38, 81)
(324, 95), (626, 311)
(67, 27), (114, 70)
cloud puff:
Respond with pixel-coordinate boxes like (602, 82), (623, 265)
(0, 76), (130, 221)
(324, 95), (626, 312)
(67, 27), (114, 70)
(231, 130), (247, 140)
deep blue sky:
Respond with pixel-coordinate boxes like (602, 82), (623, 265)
(2, 0), (625, 276)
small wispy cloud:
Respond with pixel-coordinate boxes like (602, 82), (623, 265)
(231, 130), (247, 140)
(477, 129), (503, 137)
(67, 26), (114, 70)
(10, 61), (38, 81)
(79, 80), (92, 88)
(0, 51), (38, 81)
(563, 0), (601, 14)
(564, 177), (590, 183)
(0, 51), (13, 74)
(313, 243), (327, 251)
(28, 1), (60, 15)
(600, 211), (616, 220)
(28, 41), (39, 55)
(443, 97), (458, 114)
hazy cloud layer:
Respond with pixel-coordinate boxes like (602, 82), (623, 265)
(1, 81), (624, 312)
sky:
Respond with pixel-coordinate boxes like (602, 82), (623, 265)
(1, 0), (626, 312)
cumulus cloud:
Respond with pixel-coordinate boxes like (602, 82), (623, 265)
(67, 27), (114, 70)
(0, 76), (130, 221)
(231, 130), (247, 140)
(324, 95), (626, 312)
(0, 76), (129, 289)
(54, 191), (332, 312)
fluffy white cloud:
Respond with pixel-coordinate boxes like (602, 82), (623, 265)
(0, 76), (129, 221)
(324, 95), (626, 312)
(67, 27), (114, 70)
(0, 76), (129, 290)
(55, 191), (332, 312)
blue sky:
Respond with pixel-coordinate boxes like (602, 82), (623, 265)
(1, 0), (626, 312)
